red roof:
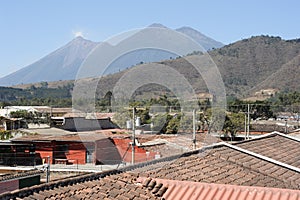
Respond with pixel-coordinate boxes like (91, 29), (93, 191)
(138, 177), (300, 200)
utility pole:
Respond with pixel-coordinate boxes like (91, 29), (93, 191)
(285, 120), (288, 134)
(132, 107), (136, 165)
(46, 156), (50, 183)
(247, 104), (250, 139)
(124, 107), (145, 165)
(244, 113), (247, 140)
(192, 109), (196, 150)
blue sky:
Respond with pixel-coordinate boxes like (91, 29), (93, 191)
(0, 0), (299, 78)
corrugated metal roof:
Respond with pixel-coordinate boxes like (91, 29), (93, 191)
(138, 177), (300, 200)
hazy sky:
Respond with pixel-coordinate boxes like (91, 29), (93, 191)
(0, 0), (299, 78)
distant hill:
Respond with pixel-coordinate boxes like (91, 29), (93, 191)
(209, 36), (300, 96)
(252, 53), (300, 92)
(0, 24), (224, 86)
(52, 35), (300, 98)
(7, 35), (300, 99)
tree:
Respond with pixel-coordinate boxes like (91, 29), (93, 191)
(151, 113), (172, 134)
(166, 114), (181, 134)
(40, 82), (48, 88)
(223, 112), (245, 138)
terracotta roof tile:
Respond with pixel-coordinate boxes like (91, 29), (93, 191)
(131, 144), (300, 190)
(4, 133), (300, 199)
(235, 133), (300, 168)
(138, 177), (300, 200)
(18, 174), (164, 200)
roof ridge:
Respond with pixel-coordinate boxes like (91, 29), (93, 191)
(222, 142), (300, 173)
(275, 131), (300, 142)
(232, 131), (300, 145)
(0, 169), (42, 182)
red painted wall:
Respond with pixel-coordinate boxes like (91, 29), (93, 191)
(37, 151), (53, 164)
(35, 142), (54, 164)
(65, 143), (86, 164)
(113, 138), (156, 163)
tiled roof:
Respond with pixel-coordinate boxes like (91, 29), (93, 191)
(4, 173), (166, 200)
(139, 177), (300, 200)
(235, 132), (300, 168)
(0, 170), (42, 182)
(131, 144), (300, 190)
(4, 132), (300, 199)
(140, 133), (221, 157)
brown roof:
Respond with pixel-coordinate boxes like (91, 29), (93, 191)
(0, 170), (42, 182)
(235, 132), (300, 168)
(139, 177), (300, 200)
(4, 173), (165, 200)
(132, 144), (300, 190)
(4, 133), (300, 199)
(139, 133), (221, 157)
(12, 133), (108, 142)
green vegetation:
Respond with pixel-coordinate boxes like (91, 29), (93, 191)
(10, 110), (50, 124)
(111, 91), (300, 135)
(1, 80), (300, 137)
(0, 130), (13, 140)
(0, 83), (72, 107)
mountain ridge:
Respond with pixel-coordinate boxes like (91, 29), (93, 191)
(0, 36), (98, 86)
(13, 35), (300, 98)
(0, 24), (224, 86)
(11, 35), (300, 99)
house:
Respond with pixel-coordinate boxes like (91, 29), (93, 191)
(11, 130), (122, 165)
(0, 106), (74, 118)
(3, 131), (300, 199)
(34, 107), (74, 117)
(0, 106), (77, 129)
(9, 128), (162, 165)
(52, 112), (118, 131)
(0, 106), (49, 119)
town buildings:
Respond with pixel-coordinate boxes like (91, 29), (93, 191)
(2, 131), (300, 199)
